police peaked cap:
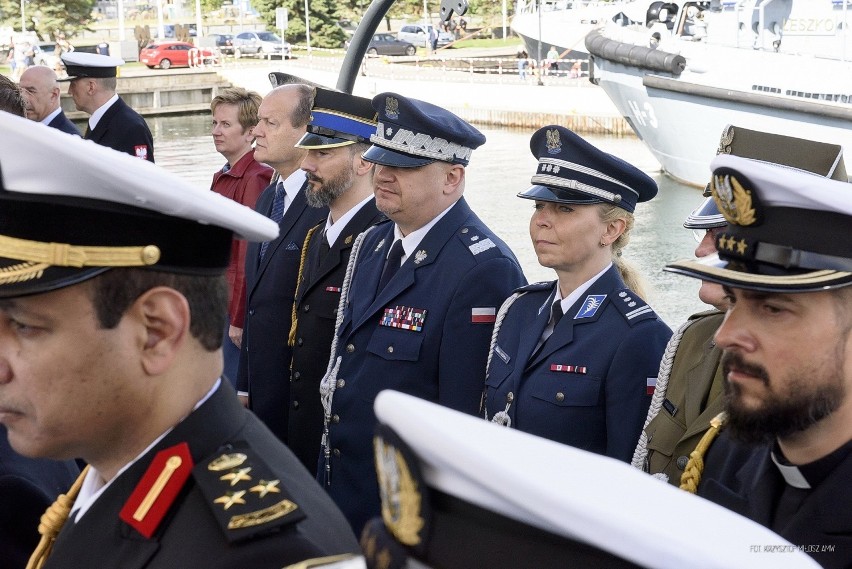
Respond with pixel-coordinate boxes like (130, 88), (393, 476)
(297, 87), (378, 149)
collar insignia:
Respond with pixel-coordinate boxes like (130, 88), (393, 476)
(414, 250), (427, 264)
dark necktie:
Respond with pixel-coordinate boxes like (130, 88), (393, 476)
(550, 300), (564, 329)
(259, 182), (286, 259)
(319, 230), (331, 258)
(377, 239), (405, 291)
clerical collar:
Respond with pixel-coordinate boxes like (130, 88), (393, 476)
(771, 439), (852, 489)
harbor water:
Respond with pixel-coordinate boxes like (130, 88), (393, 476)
(149, 113), (708, 328)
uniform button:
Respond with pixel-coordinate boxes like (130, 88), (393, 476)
(292, 400), (300, 409)
(506, 392), (514, 403)
(676, 456), (689, 471)
(303, 304), (310, 313)
(387, 345), (394, 354)
(332, 414), (340, 424)
(337, 379), (345, 388)
(333, 308), (338, 314)
(297, 338), (304, 346)
(333, 448), (341, 457)
(293, 371), (301, 381)
(249, 309), (255, 316)
(346, 344), (355, 353)
(461, 228), (469, 234)
(555, 392), (565, 402)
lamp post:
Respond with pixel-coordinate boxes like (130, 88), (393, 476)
(20, 0), (25, 32)
(305, 0), (311, 53)
(536, 0), (544, 85)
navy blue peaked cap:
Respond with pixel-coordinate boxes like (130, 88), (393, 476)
(363, 92), (486, 168)
(296, 87), (378, 149)
(518, 125), (657, 213)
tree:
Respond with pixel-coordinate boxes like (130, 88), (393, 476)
(0, 0), (96, 40)
(253, 0), (346, 49)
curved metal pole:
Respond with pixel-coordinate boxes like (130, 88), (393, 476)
(336, 0), (397, 93)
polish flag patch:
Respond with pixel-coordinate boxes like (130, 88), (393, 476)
(471, 307), (496, 323)
(647, 377), (657, 395)
(134, 145), (148, 160)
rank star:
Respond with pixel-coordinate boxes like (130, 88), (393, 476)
(214, 490), (247, 510)
(220, 467), (252, 486)
(249, 479), (281, 498)
(736, 239), (748, 254)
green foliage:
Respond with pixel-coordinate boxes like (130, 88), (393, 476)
(253, 0), (347, 48)
(0, 0), (96, 40)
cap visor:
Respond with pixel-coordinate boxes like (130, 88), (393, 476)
(363, 145), (436, 168)
(296, 132), (355, 149)
(665, 254), (852, 293)
(517, 185), (604, 205)
(682, 197), (726, 229)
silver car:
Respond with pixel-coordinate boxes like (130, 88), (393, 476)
(232, 30), (291, 59)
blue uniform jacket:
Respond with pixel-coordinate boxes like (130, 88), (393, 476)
(484, 266), (672, 462)
(47, 110), (80, 136)
(322, 197), (526, 535)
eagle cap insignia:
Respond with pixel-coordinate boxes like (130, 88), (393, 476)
(545, 128), (562, 155)
(414, 250), (427, 264)
(711, 169), (760, 226)
(385, 96), (400, 120)
(717, 124), (735, 155)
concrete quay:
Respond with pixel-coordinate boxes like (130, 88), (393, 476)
(61, 47), (630, 136)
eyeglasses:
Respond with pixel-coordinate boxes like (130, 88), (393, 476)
(691, 226), (725, 243)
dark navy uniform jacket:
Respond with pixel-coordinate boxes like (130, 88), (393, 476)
(484, 266), (672, 462)
(322, 197), (526, 535)
(42, 382), (359, 569)
(288, 199), (385, 474)
(238, 180), (328, 444)
(47, 110), (80, 136)
(85, 97), (154, 162)
(699, 434), (852, 569)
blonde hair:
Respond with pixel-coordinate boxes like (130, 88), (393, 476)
(598, 204), (649, 299)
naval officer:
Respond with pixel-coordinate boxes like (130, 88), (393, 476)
(482, 125), (672, 462)
(287, 86), (386, 474)
(61, 51), (154, 161)
(319, 92), (526, 534)
(0, 112), (359, 568)
(665, 155), (852, 569)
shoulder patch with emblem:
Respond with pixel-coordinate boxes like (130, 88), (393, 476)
(612, 289), (659, 325)
(195, 442), (306, 542)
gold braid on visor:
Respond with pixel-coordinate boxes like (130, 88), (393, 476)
(0, 235), (161, 267)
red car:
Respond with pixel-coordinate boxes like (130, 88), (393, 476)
(140, 41), (218, 69)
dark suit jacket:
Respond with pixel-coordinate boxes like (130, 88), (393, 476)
(288, 199), (385, 474)
(47, 110), (80, 136)
(0, 428), (79, 569)
(85, 97), (154, 162)
(644, 310), (725, 484)
(699, 436), (852, 569)
(484, 268), (672, 462)
(42, 382), (359, 569)
(322, 197), (526, 535)
(237, 179), (328, 444)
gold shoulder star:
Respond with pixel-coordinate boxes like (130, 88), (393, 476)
(220, 467), (252, 486)
(249, 479), (281, 498)
(214, 490), (247, 510)
(736, 239), (748, 254)
(717, 235), (728, 251)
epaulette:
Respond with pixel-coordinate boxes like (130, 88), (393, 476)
(514, 281), (552, 294)
(611, 289), (660, 326)
(194, 443), (306, 542)
(456, 227), (502, 259)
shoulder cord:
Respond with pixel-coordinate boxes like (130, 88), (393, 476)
(481, 291), (525, 426)
(27, 465), (91, 569)
(630, 317), (694, 476)
(679, 411), (727, 493)
(318, 225), (376, 485)
(288, 224), (322, 348)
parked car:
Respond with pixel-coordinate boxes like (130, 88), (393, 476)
(397, 24), (453, 48)
(209, 33), (234, 55)
(232, 30), (291, 59)
(33, 41), (61, 69)
(360, 33), (416, 56)
(139, 41), (217, 69)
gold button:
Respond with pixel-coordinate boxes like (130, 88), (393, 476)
(556, 392), (565, 402)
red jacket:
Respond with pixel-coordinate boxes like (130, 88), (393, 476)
(210, 150), (273, 327)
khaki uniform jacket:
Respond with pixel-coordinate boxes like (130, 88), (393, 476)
(644, 310), (726, 484)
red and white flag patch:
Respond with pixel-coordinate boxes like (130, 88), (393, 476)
(134, 145), (148, 160)
(647, 377), (657, 395)
(471, 307), (496, 323)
